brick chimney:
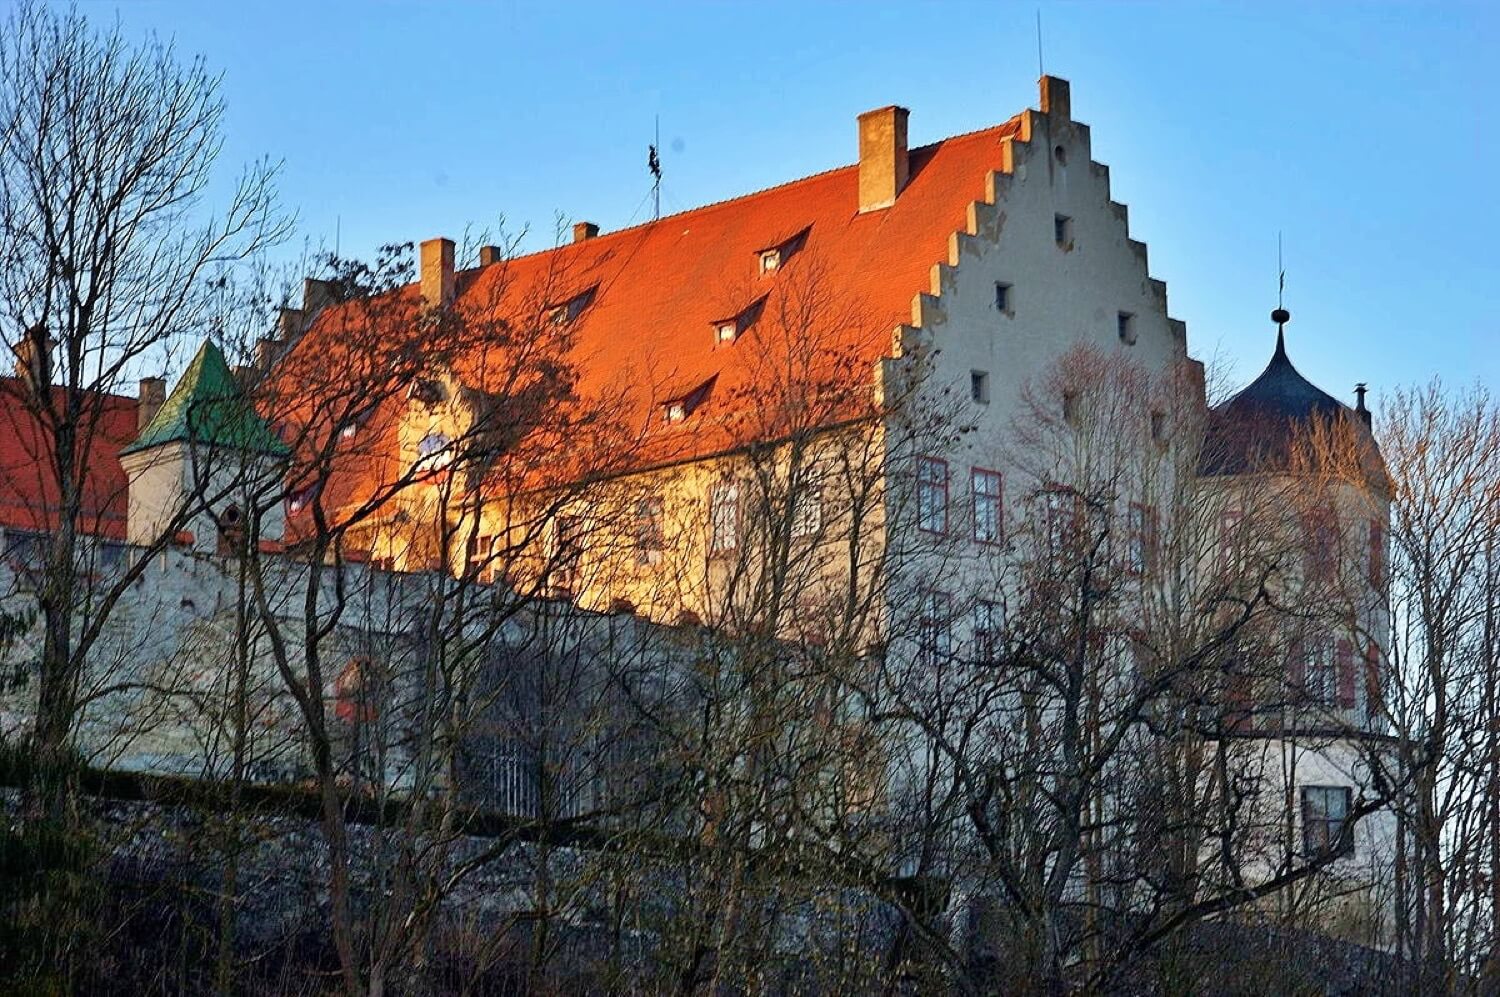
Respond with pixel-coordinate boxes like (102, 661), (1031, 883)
(573, 221), (599, 243)
(420, 237), (455, 309)
(14, 323), (51, 388)
(138, 377), (166, 431)
(857, 105), (910, 213)
(478, 245), (503, 267)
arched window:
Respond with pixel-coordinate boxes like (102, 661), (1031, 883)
(216, 504), (244, 556)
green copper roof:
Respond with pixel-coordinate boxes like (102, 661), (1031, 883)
(122, 340), (287, 456)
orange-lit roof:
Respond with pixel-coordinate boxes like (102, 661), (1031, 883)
(278, 112), (1029, 528)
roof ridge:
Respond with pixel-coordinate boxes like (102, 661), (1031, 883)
(457, 115), (1028, 276)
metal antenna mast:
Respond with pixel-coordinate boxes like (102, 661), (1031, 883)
(648, 116), (662, 222)
(1036, 9), (1045, 77)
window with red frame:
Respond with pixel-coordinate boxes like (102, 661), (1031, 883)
(973, 599), (1004, 662)
(1292, 635), (1336, 706)
(971, 468), (1003, 544)
(1368, 518), (1385, 588)
(916, 457), (948, 535)
(1125, 502), (1159, 575)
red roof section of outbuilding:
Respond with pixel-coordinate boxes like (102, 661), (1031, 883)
(0, 379), (139, 539)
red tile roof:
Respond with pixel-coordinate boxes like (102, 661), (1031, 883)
(0, 378), (139, 539)
(278, 113), (1029, 530)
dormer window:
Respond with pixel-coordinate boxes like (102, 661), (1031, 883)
(546, 286), (597, 326)
(756, 227), (810, 277)
(286, 482), (321, 515)
(711, 297), (765, 346)
(661, 376), (717, 425)
(408, 379), (445, 406)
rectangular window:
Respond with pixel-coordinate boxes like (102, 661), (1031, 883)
(970, 369), (990, 404)
(1150, 410), (1166, 443)
(973, 599), (1004, 662)
(1043, 486), (1081, 553)
(550, 515), (584, 595)
(971, 468), (1003, 545)
(791, 482), (822, 539)
(715, 320), (738, 344)
(1054, 214), (1073, 247)
(759, 248), (781, 274)
(1117, 311), (1136, 344)
(710, 481), (739, 554)
(1296, 636), (1336, 706)
(995, 282), (1012, 313)
(1368, 518), (1385, 588)
(635, 496), (665, 565)
(1364, 642), (1382, 719)
(916, 457), (948, 535)
(1063, 390), (1080, 426)
(1301, 785), (1353, 858)
(917, 590), (953, 669)
(1125, 502), (1159, 576)
(3, 528), (47, 587)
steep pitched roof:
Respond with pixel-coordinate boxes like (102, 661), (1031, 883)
(0, 379), (138, 539)
(277, 112), (1031, 531)
(125, 341), (286, 456)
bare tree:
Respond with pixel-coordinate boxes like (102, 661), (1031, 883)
(0, 1), (282, 817)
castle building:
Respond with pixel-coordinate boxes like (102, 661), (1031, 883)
(0, 76), (1396, 944)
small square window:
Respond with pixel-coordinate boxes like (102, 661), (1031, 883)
(715, 320), (738, 344)
(664, 401), (687, 423)
(1054, 214), (1073, 248)
(995, 282), (1012, 313)
(759, 249), (781, 274)
(1117, 311), (1136, 345)
(970, 370), (990, 404)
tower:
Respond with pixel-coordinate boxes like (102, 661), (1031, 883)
(119, 340), (288, 553)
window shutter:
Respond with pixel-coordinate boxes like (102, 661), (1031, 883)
(1336, 639), (1356, 708)
(1365, 642), (1382, 718)
(1286, 639), (1306, 695)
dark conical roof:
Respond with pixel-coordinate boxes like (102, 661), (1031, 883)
(1200, 327), (1376, 478)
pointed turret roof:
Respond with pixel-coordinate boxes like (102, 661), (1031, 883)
(122, 341), (286, 456)
(1200, 316), (1381, 480)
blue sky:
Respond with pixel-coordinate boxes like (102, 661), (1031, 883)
(52, 0), (1500, 401)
